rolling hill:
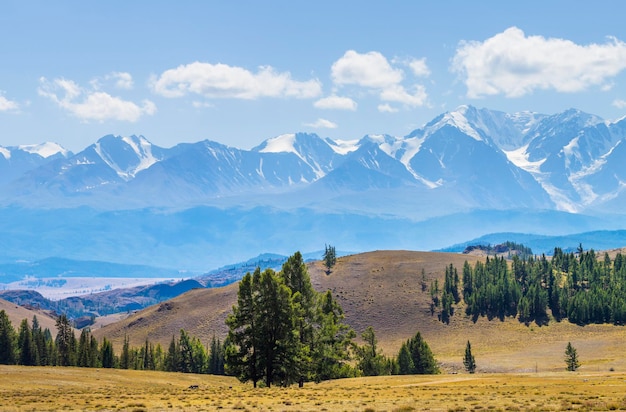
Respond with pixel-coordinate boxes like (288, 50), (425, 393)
(92, 250), (626, 373)
(0, 297), (61, 337)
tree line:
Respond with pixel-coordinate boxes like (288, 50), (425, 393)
(0, 251), (441, 386)
(0, 310), (225, 374)
(432, 246), (626, 325)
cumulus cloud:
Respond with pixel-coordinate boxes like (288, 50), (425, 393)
(380, 84), (428, 106)
(0, 93), (19, 112)
(38, 77), (156, 122)
(304, 118), (338, 129)
(151, 61), (322, 100)
(109, 72), (133, 89)
(314, 95), (357, 111)
(378, 103), (398, 113)
(331, 50), (404, 88)
(408, 58), (431, 77)
(330, 50), (429, 108)
(613, 99), (626, 109)
(452, 26), (626, 98)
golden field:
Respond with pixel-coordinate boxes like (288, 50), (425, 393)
(1, 365), (626, 411)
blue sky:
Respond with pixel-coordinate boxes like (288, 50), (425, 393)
(3, 0), (626, 152)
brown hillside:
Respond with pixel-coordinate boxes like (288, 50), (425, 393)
(93, 283), (237, 349)
(93, 250), (626, 373)
(93, 250), (480, 354)
(0, 297), (60, 337)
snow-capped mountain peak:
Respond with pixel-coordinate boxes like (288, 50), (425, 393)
(18, 142), (69, 158)
(424, 106), (485, 142)
(93, 134), (164, 180)
(257, 133), (298, 155)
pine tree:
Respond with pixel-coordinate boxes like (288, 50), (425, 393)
(100, 337), (115, 368)
(225, 270), (261, 386)
(280, 251), (316, 386)
(165, 335), (179, 372)
(395, 331), (439, 375)
(565, 342), (580, 371)
(208, 335), (225, 375)
(119, 335), (131, 369)
(323, 244), (337, 274)
(0, 310), (16, 364)
(463, 340), (476, 374)
(55, 314), (75, 366)
(31, 316), (45, 366)
(17, 318), (36, 366)
(254, 268), (300, 387)
(356, 326), (390, 376)
(311, 290), (356, 381)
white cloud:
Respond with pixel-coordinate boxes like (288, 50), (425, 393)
(408, 58), (431, 77)
(192, 101), (214, 108)
(613, 99), (626, 109)
(109, 72), (133, 90)
(38, 77), (156, 122)
(151, 61), (322, 100)
(378, 103), (398, 113)
(380, 84), (428, 106)
(452, 26), (626, 98)
(304, 118), (338, 129)
(330, 50), (429, 108)
(0, 93), (19, 112)
(331, 50), (403, 88)
(314, 95), (357, 111)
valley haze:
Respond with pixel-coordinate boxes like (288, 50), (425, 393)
(1, 106), (626, 283)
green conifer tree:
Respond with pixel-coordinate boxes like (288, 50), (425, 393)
(565, 342), (580, 371)
(463, 340), (476, 374)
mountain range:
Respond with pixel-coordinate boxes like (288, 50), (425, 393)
(2, 105), (626, 271)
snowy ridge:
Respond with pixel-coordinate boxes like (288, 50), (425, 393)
(258, 134), (298, 155)
(327, 138), (359, 155)
(122, 135), (160, 174)
(0, 147), (10, 160)
(19, 142), (69, 158)
(5, 105), (626, 214)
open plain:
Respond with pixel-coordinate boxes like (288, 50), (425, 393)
(1, 366), (626, 411)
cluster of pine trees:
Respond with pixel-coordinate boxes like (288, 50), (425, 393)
(434, 247), (626, 325)
(225, 252), (356, 387)
(225, 252), (440, 387)
(0, 310), (225, 374)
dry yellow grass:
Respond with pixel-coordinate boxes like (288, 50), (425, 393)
(1, 365), (626, 411)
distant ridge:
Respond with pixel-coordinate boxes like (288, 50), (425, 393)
(439, 230), (626, 255)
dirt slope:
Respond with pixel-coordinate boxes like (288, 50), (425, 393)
(0, 297), (60, 336)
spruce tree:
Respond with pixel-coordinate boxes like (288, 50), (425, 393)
(395, 331), (439, 375)
(17, 318), (36, 366)
(463, 340), (476, 373)
(100, 337), (115, 368)
(323, 244), (337, 274)
(55, 314), (75, 366)
(225, 270), (261, 386)
(565, 342), (580, 371)
(0, 310), (16, 364)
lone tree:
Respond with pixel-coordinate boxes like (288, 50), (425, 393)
(463, 340), (476, 374)
(565, 342), (580, 371)
(323, 244), (337, 274)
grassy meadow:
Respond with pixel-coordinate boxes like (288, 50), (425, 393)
(2, 365), (626, 411)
